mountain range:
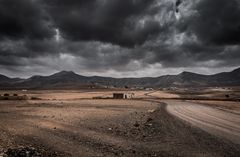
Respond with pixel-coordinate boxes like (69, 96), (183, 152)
(0, 67), (240, 89)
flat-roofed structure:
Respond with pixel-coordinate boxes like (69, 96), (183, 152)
(113, 93), (134, 99)
(113, 93), (125, 99)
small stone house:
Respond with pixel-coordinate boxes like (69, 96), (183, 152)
(113, 93), (125, 99)
(113, 93), (134, 99)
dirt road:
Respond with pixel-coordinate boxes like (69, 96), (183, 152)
(166, 100), (240, 144)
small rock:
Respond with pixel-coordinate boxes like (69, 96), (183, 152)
(146, 123), (152, 127)
(134, 122), (140, 127)
(147, 117), (153, 122)
(147, 109), (155, 113)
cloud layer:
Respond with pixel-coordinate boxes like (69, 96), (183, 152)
(0, 0), (240, 77)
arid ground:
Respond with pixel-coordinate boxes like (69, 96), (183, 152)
(0, 89), (240, 157)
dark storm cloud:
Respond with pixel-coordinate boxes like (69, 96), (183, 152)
(178, 0), (240, 45)
(0, 0), (240, 77)
(44, 0), (161, 47)
(0, 39), (59, 60)
(176, 0), (182, 7)
(175, 0), (182, 13)
(0, 0), (54, 40)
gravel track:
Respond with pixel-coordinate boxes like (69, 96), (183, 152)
(166, 100), (240, 145)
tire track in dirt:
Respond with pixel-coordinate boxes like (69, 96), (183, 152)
(166, 100), (240, 144)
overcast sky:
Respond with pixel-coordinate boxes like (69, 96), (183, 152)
(0, 0), (240, 78)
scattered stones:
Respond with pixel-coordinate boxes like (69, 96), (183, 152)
(146, 118), (153, 122)
(4, 147), (39, 157)
(133, 122), (140, 127)
(3, 147), (64, 157)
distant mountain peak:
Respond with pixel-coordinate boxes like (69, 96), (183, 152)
(29, 75), (43, 79)
(52, 70), (76, 76)
(180, 71), (190, 74)
(59, 70), (75, 74)
(0, 74), (10, 80)
(231, 67), (240, 73)
(179, 71), (194, 75)
(1, 67), (240, 89)
(179, 71), (204, 76)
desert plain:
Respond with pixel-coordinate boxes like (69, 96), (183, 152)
(0, 88), (240, 157)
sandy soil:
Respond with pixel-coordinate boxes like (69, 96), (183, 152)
(145, 91), (180, 99)
(0, 90), (240, 157)
(167, 87), (240, 100)
(0, 90), (179, 100)
(166, 100), (240, 144)
(191, 100), (240, 113)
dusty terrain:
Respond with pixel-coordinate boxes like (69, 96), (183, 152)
(0, 90), (158, 100)
(0, 90), (240, 157)
(166, 87), (240, 100)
